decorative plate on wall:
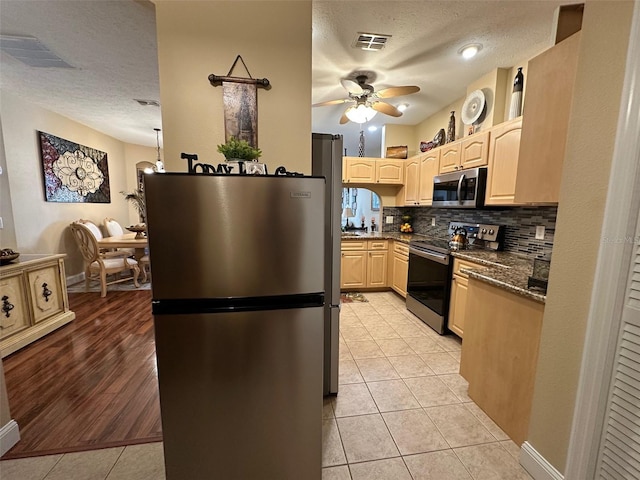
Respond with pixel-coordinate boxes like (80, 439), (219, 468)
(461, 89), (486, 125)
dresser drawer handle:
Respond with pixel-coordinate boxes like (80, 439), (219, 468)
(42, 283), (52, 302)
(2, 295), (14, 318)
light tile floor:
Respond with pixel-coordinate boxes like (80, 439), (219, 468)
(0, 292), (532, 480)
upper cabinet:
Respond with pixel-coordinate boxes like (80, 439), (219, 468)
(485, 117), (523, 206)
(397, 151), (440, 206)
(343, 157), (404, 185)
(438, 132), (490, 174)
(515, 32), (581, 204)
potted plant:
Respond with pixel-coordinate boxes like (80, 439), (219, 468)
(121, 189), (146, 224)
(217, 136), (262, 161)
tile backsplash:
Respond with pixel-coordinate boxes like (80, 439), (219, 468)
(383, 206), (557, 258)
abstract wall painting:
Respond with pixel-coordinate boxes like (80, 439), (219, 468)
(38, 131), (110, 203)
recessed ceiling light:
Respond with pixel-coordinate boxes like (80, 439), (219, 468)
(397, 103), (409, 112)
(368, 125), (378, 132)
(458, 43), (483, 59)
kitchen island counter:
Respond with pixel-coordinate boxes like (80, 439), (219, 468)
(452, 250), (546, 304)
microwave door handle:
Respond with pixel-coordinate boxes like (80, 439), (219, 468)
(457, 173), (465, 204)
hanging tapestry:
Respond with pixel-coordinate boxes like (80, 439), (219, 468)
(38, 131), (110, 203)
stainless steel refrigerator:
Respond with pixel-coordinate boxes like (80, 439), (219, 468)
(312, 132), (343, 396)
(145, 173), (325, 480)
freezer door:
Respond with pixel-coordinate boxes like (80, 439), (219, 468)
(145, 174), (325, 299)
(155, 307), (323, 480)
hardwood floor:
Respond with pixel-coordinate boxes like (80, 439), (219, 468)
(1, 291), (162, 459)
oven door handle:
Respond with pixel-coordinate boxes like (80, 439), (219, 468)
(409, 247), (449, 265)
(457, 173), (465, 204)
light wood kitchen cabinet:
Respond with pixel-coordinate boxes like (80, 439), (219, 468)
(341, 240), (389, 289)
(0, 254), (75, 358)
(438, 142), (461, 174)
(515, 32), (580, 204)
(448, 258), (484, 338)
(459, 131), (490, 170)
(400, 156), (420, 205)
(343, 157), (404, 185)
(375, 160), (404, 184)
(367, 250), (388, 287)
(398, 151), (439, 206)
(460, 278), (545, 446)
(390, 242), (409, 297)
(485, 117), (523, 205)
(438, 132), (489, 174)
(344, 157), (375, 183)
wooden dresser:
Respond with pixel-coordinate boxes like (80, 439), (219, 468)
(0, 254), (75, 357)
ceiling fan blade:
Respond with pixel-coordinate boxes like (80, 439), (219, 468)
(371, 101), (402, 117)
(312, 98), (350, 107)
(339, 111), (350, 124)
(375, 85), (420, 98)
(340, 78), (364, 95)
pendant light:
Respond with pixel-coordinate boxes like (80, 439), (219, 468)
(154, 128), (165, 173)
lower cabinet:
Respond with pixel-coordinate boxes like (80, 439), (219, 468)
(0, 254), (75, 357)
(448, 258), (485, 338)
(390, 242), (409, 298)
(341, 240), (388, 289)
(460, 278), (545, 445)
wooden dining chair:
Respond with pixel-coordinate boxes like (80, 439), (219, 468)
(70, 222), (141, 297)
(103, 217), (135, 257)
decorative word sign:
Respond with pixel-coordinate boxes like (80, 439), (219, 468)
(181, 153), (301, 176)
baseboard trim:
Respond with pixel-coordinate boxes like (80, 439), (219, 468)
(66, 272), (84, 287)
(0, 420), (21, 457)
(520, 442), (564, 480)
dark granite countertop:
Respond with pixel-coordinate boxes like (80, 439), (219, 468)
(452, 250), (546, 304)
(340, 232), (428, 244)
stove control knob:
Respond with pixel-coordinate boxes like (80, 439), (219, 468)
(481, 228), (487, 233)
(489, 229), (494, 234)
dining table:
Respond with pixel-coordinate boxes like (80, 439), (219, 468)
(97, 233), (148, 263)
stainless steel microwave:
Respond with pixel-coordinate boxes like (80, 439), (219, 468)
(432, 167), (487, 208)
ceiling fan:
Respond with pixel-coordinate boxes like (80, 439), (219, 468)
(313, 74), (420, 124)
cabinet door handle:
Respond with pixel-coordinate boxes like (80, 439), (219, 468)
(42, 283), (52, 302)
(2, 295), (14, 318)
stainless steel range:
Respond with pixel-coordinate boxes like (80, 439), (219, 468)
(406, 222), (504, 334)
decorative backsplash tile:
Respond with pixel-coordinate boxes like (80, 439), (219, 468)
(382, 206), (557, 258)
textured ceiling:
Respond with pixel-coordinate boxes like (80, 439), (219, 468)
(0, 0), (567, 150)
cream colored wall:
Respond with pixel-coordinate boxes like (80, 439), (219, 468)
(527, 1), (634, 472)
(0, 91), (146, 277)
(414, 96), (465, 146)
(464, 68), (509, 135)
(0, 117), (17, 249)
(154, 0), (312, 175)
(382, 124), (417, 157)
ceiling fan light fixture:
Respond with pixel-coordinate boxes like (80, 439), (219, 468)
(345, 104), (377, 123)
(459, 43), (483, 59)
(397, 103), (409, 112)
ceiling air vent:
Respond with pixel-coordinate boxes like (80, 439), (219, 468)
(352, 33), (391, 51)
(134, 99), (161, 107)
(0, 35), (74, 68)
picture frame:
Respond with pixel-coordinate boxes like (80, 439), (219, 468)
(38, 131), (110, 203)
(371, 192), (380, 211)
